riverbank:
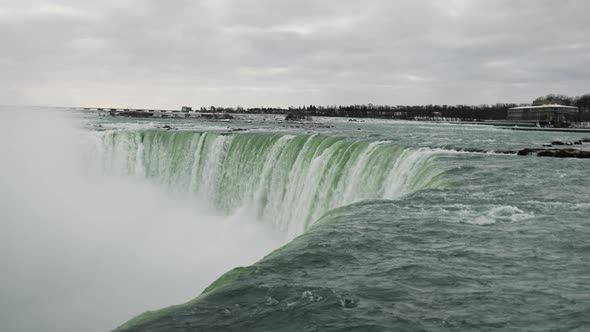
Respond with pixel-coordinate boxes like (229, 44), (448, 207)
(74, 108), (590, 133)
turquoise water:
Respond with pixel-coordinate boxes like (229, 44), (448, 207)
(86, 114), (590, 331)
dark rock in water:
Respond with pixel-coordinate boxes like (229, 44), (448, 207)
(542, 144), (552, 147)
(112, 111), (154, 118)
(580, 138), (590, 143)
(162, 125), (174, 130)
(496, 150), (518, 154)
(517, 148), (590, 159)
(126, 111), (153, 118)
(574, 141), (582, 145)
(201, 113), (234, 120)
(551, 141), (565, 146)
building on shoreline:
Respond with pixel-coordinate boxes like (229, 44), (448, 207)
(508, 104), (579, 124)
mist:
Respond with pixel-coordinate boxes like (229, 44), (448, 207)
(0, 108), (283, 332)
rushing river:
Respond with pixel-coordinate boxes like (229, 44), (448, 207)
(1, 110), (589, 331)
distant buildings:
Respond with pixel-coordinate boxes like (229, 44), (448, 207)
(507, 104), (579, 124)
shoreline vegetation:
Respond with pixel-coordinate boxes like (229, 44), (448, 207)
(94, 92), (590, 160)
(195, 92), (590, 122)
(89, 93), (590, 125)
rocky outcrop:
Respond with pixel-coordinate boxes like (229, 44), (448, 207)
(110, 110), (154, 118)
(517, 148), (590, 158)
(201, 113), (234, 120)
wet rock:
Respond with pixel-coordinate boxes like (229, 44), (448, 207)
(496, 150), (518, 154)
(517, 148), (590, 159)
(110, 110), (154, 118)
(201, 113), (234, 120)
(551, 141), (565, 145)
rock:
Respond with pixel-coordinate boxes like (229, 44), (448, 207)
(117, 111), (154, 118)
(551, 141), (565, 145)
(542, 143), (552, 147)
(201, 113), (234, 120)
(574, 141), (582, 145)
(496, 150), (518, 154)
(517, 148), (590, 159)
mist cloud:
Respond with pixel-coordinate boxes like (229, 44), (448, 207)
(0, 108), (282, 332)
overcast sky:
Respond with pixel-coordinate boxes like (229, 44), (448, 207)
(1, 0), (588, 108)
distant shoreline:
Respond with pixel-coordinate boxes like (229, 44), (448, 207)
(78, 106), (590, 131)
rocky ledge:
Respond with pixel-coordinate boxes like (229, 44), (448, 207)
(517, 148), (590, 159)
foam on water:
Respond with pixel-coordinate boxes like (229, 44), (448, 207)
(432, 204), (535, 225)
(91, 130), (447, 239)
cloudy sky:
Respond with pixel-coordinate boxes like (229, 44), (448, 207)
(1, 0), (588, 108)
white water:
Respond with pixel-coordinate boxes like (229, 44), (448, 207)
(93, 130), (445, 239)
(0, 110), (282, 332)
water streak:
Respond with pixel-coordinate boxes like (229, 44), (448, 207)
(92, 130), (446, 239)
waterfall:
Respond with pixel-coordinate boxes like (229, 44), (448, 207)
(92, 130), (445, 239)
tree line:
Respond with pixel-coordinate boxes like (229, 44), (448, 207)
(194, 93), (590, 122)
(198, 104), (515, 121)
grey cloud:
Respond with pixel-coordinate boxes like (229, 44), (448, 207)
(0, 0), (588, 107)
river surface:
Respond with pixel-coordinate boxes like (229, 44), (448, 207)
(1, 110), (589, 331)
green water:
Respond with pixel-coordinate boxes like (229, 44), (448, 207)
(95, 130), (445, 239)
(90, 115), (590, 331)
